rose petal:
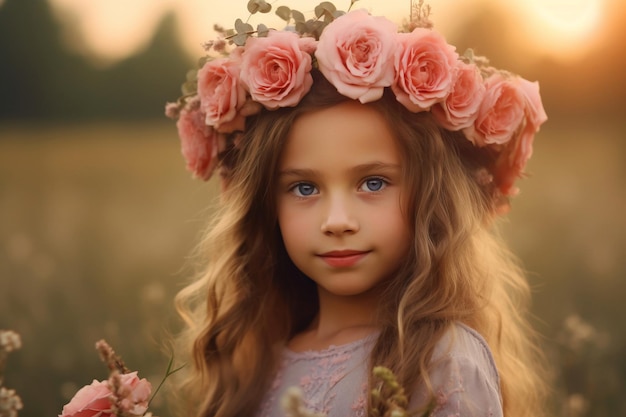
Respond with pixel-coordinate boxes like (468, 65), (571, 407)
(315, 9), (397, 103)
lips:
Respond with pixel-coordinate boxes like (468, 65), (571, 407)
(318, 250), (370, 268)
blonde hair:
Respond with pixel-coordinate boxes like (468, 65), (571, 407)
(173, 70), (547, 417)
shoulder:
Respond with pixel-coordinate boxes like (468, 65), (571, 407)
(411, 322), (503, 417)
(433, 322), (500, 386)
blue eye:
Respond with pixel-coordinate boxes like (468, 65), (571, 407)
(292, 183), (318, 197)
(360, 177), (387, 192)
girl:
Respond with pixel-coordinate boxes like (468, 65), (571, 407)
(166, 2), (548, 417)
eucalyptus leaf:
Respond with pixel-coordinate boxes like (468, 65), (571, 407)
(291, 9), (306, 23)
(308, 20), (326, 38)
(233, 32), (249, 46)
(182, 80), (196, 96)
(247, 0), (260, 14)
(259, 1), (272, 13)
(332, 10), (346, 19)
(247, 0), (271, 14)
(314, 2), (336, 19)
(276, 5), (291, 21)
(257, 23), (270, 37)
(186, 68), (198, 82)
(235, 18), (253, 34)
(235, 18), (246, 33)
(295, 21), (308, 35)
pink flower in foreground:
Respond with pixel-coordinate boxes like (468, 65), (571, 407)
(197, 55), (246, 130)
(177, 105), (223, 180)
(59, 372), (151, 417)
(464, 73), (526, 146)
(493, 78), (547, 195)
(117, 372), (152, 415)
(241, 31), (314, 109)
(315, 9), (397, 103)
(431, 61), (486, 130)
(59, 379), (112, 417)
(392, 28), (458, 112)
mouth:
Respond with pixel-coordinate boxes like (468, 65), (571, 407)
(317, 250), (370, 268)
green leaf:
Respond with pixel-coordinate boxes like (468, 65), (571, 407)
(186, 68), (198, 82)
(248, 0), (271, 14)
(295, 21), (308, 35)
(276, 5), (291, 21)
(233, 32), (249, 46)
(257, 23), (270, 37)
(247, 0), (259, 14)
(292, 9), (306, 23)
(314, 2), (337, 19)
(259, 1), (271, 13)
(234, 18), (253, 34)
(181, 81), (195, 96)
(309, 20), (326, 38)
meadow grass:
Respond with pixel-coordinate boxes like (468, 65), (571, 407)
(0, 121), (624, 416)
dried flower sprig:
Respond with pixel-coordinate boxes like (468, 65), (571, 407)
(405, 0), (433, 31)
(281, 387), (327, 417)
(96, 339), (131, 375)
(0, 330), (23, 417)
(369, 366), (436, 417)
(370, 366), (410, 417)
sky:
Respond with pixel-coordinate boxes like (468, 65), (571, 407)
(44, 0), (608, 64)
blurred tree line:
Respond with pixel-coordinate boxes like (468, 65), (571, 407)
(1, 0), (625, 124)
(0, 0), (193, 121)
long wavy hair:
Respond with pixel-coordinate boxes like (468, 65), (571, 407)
(173, 70), (547, 417)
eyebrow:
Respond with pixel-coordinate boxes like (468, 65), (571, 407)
(278, 162), (401, 178)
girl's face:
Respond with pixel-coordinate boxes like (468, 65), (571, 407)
(276, 101), (411, 299)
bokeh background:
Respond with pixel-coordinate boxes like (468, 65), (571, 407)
(1, 0), (625, 415)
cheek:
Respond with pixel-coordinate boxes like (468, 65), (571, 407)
(378, 199), (412, 252)
(278, 206), (311, 247)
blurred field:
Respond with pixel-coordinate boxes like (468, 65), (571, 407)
(0, 121), (625, 416)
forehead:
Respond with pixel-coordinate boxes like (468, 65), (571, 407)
(279, 101), (401, 169)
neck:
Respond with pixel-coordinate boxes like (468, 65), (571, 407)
(311, 286), (382, 343)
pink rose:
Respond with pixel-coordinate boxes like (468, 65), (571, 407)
(392, 28), (458, 112)
(518, 77), (548, 130)
(177, 105), (223, 180)
(197, 56), (246, 130)
(463, 73), (526, 146)
(241, 31), (314, 109)
(431, 61), (485, 130)
(59, 372), (151, 417)
(117, 372), (152, 415)
(493, 78), (547, 195)
(315, 9), (397, 103)
(59, 379), (113, 417)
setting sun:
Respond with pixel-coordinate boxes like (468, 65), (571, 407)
(512, 0), (604, 60)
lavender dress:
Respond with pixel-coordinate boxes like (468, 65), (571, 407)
(255, 323), (503, 417)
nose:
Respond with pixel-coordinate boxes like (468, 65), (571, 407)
(320, 193), (359, 236)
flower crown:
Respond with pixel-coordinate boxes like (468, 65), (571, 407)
(165, 0), (547, 198)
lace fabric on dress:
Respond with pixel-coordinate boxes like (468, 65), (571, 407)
(255, 323), (503, 417)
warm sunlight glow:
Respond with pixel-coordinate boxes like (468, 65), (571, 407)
(46, 0), (607, 63)
(50, 0), (170, 63)
(46, 0), (464, 62)
(514, 0), (604, 60)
